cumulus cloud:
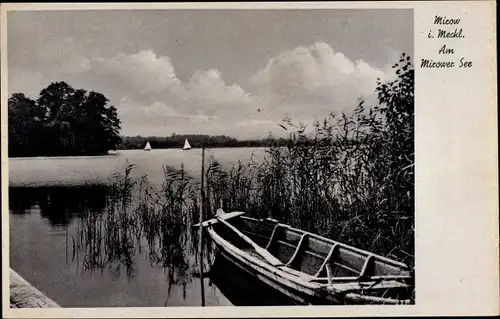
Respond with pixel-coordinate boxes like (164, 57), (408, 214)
(249, 42), (386, 120)
(95, 50), (183, 95)
(11, 42), (389, 138)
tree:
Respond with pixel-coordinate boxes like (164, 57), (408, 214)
(8, 82), (122, 157)
(374, 53), (414, 216)
(8, 93), (46, 156)
(73, 90), (122, 154)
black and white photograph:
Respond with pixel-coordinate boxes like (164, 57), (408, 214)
(2, 2), (497, 317)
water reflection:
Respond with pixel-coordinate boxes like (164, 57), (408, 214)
(9, 150), (272, 307)
(68, 165), (206, 301)
(209, 252), (296, 306)
(9, 165), (248, 306)
(9, 186), (108, 226)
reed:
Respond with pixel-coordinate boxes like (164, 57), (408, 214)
(203, 56), (414, 267)
(71, 163), (201, 289)
(70, 55), (414, 288)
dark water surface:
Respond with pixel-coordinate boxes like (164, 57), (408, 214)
(9, 148), (273, 307)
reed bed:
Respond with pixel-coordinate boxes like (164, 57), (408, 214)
(71, 163), (203, 292)
(203, 57), (414, 267)
(71, 55), (414, 285)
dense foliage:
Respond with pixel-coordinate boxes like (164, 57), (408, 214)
(8, 82), (122, 157)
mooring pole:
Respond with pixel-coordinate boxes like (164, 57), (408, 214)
(198, 144), (206, 307)
(65, 228), (68, 264)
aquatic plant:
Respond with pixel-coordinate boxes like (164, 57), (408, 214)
(71, 163), (203, 297)
(202, 56), (414, 266)
(70, 54), (414, 303)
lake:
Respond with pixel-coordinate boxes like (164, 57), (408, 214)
(8, 148), (279, 307)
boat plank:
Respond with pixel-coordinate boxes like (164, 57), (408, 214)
(207, 214), (414, 305)
(217, 217), (283, 267)
(193, 211), (246, 227)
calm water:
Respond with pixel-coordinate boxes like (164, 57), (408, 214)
(9, 148), (276, 307)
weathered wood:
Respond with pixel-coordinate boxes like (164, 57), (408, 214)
(193, 211), (246, 227)
(264, 224), (282, 250)
(314, 243), (338, 277)
(326, 263), (333, 286)
(243, 216), (410, 271)
(309, 275), (413, 283)
(216, 217), (284, 267)
(285, 234), (308, 267)
(279, 266), (315, 281)
(207, 215), (414, 305)
(9, 269), (59, 308)
(360, 255), (375, 277)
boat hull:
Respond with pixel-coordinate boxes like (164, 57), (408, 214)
(206, 216), (414, 305)
(210, 252), (299, 306)
(208, 227), (343, 305)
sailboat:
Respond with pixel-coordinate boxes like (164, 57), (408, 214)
(144, 142), (152, 151)
(182, 139), (191, 150)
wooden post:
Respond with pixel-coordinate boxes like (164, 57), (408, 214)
(198, 144), (206, 307)
(65, 228), (68, 264)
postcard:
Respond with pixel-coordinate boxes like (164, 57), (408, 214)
(1, 1), (498, 318)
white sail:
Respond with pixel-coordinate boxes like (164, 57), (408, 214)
(183, 139), (191, 150)
(144, 142), (152, 151)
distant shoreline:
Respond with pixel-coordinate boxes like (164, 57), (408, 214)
(117, 144), (271, 150)
(116, 135), (289, 151)
(8, 145), (271, 159)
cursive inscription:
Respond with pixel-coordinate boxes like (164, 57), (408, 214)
(421, 15), (472, 69)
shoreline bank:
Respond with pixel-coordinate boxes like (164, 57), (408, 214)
(9, 269), (60, 308)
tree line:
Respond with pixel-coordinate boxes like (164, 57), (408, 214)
(7, 79), (294, 157)
(8, 81), (122, 157)
(117, 134), (290, 150)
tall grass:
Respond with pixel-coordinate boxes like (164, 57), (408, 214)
(71, 55), (414, 286)
(203, 56), (414, 266)
(71, 163), (202, 291)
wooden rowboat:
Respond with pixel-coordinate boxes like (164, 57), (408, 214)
(199, 210), (414, 305)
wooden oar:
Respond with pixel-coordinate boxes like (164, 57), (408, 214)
(192, 211), (246, 227)
(216, 216), (284, 267)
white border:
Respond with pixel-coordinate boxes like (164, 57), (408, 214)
(1, 1), (498, 317)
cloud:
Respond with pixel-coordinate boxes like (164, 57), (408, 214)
(249, 42), (386, 119)
(10, 42), (390, 139)
(93, 50), (183, 95)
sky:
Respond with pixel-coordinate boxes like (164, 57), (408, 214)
(8, 9), (413, 139)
